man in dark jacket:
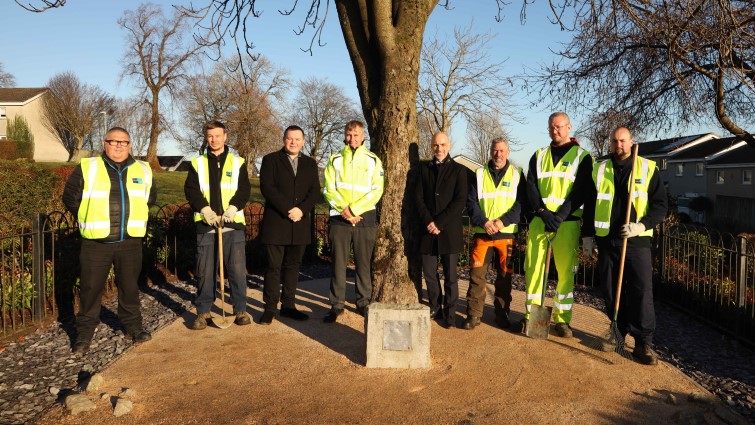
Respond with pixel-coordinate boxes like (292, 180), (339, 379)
(583, 127), (668, 365)
(62, 127), (157, 354)
(184, 121), (252, 330)
(258, 125), (321, 324)
(414, 132), (467, 328)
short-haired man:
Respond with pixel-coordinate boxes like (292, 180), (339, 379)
(322, 120), (384, 323)
(414, 132), (467, 328)
(583, 127), (667, 365)
(184, 121), (252, 330)
(463, 138), (525, 330)
(522, 112), (594, 337)
(63, 127), (156, 354)
(258, 125), (321, 324)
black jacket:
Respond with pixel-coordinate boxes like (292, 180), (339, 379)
(184, 146), (251, 233)
(259, 149), (321, 245)
(414, 157), (467, 255)
(62, 154), (157, 243)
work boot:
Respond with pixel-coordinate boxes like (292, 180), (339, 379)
(280, 307), (309, 321)
(444, 310), (456, 329)
(323, 308), (344, 323)
(191, 312), (210, 330)
(632, 343), (659, 365)
(129, 330), (152, 343)
(554, 322), (573, 338)
(259, 310), (275, 325)
(495, 309), (511, 329)
(462, 316), (480, 330)
(234, 312), (252, 326)
(72, 340), (90, 355)
(599, 332), (625, 352)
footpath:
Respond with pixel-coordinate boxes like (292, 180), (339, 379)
(37, 278), (744, 425)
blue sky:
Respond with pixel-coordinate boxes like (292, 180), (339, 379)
(0, 1), (704, 165)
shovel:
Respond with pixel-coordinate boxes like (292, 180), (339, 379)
(526, 232), (554, 339)
(211, 225), (234, 329)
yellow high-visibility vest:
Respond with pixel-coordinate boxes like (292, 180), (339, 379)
(191, 153), (246, 224)
(592, 157), (655, 237)
(535, 145), (590, 216)
(474, 164), (520, 234)
(323, 145), (384, 217)
(78, 157), (152, 239)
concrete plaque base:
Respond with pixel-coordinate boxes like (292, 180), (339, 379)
(365, 303), (431, 369)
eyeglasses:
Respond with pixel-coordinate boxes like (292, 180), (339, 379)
(104, 139), (130, 147)
(547, 124), (569, 131)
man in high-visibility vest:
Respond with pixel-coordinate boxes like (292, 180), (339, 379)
(463, 138), (525, 330)
(184, 121), (251, 330)
(63, 127), (157, 354)
(414, 132), (467, 328)
(583, 127), (667, 365)
(322, 120), (384, 323)
(522, 112), (594, 337)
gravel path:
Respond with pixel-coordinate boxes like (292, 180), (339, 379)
(0, 267), (752, 424)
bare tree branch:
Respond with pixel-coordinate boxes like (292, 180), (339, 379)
(14, 0), (64, 13)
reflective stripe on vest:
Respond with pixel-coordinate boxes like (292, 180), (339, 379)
(535, 146), (588, 216)
(474, 165), (520, 234)
(191, 154), (246, 224)
(79, 157), (152, 239)
(592, 157), (655, 237)
(325, 146), (381, 216)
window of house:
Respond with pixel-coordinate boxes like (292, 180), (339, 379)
(676, 164), (684, 176)
(661, 159), (667, 170)
(0, 107), (6, 119)
(744, 170), (753, 185)
(716, 170), (725, 184)
(695, 163), (704, 176)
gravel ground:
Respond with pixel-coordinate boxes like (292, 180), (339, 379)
(0, 265), (752, 424)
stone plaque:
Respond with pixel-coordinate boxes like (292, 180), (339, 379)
(382, 320), (412, 351)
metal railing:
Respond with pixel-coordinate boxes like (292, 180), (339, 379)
(0, 209), (752, 344)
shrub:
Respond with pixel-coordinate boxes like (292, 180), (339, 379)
(0, 160), (60, 225)
(6, 115), (34, 159)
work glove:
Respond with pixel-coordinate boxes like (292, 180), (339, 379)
(201, 206), (221, 227)
(581, 237), (595, 256)
(620, 222), (646, 238)
(222, 205), (238, 224)
(538, 209), (562, 232)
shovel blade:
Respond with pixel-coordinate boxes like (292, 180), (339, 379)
(211, 314), (234, 329)
(526, 305), (552, 339)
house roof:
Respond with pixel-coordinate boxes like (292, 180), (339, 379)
(637, 133), (715, 157)
(668, 136), (740, 161)
(0, 88), (48, 104)
(707, 141), (755, 166)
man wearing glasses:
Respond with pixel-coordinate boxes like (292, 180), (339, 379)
(521, 112), (594, 337)
(63, 127), (157, 354)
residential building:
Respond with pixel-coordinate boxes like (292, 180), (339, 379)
(0, 88), (67, 162)
(705, 141), (755, 232)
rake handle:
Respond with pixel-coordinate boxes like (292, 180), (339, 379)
(612, 144), (638, 320)
(217, 225), (226, 319)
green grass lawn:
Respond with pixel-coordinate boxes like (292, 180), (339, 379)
(153, 172), (264, 206)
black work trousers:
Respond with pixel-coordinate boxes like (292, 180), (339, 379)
(263, 244), (306, 311)
(598, 243), (656, 345)
(422, 253), (459, 316)
(76, 238), (144, 341)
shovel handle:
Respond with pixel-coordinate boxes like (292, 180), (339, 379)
(613, 144), (638, 319)
(541, 232), (554, 304)
(217, 225), (225, 319)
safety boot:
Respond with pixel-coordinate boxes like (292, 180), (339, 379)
(191, 312), (210, 330)
(462, 316), (480, 330)
(632, 343), (659, 365)
(554, 322), (573, 338)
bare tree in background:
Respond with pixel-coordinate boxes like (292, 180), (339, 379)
(0, 63), (16, 87)
(14, 0), (65, 12)
(290, 77), (361, 166)
(110, 96), (152, 157)
(526, 0), (755, 147)
(416, 23), (520, 157)
(465, 111), (514, 165)
(42, 72), (113, 161)
(119, 3), (204, 169)
(574, 110), (637, 158)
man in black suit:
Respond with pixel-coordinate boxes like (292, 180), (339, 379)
(414, 131), (467, 328)
(258, 125), (321, 324)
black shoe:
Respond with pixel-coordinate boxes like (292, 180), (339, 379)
(259, 310), (275, 325)
(191, 312), (210, 330)
(234, 312), (252, 326)
(72, 341), (90, 354)
(130, 330), (152, 344)
(280, 307), (309, 321)
(444, 313), (456, 329)
(429, 307), (441, 319)
(633, 343), (659, 365)
(554, 322), (573, 338)
(323, 308), (344, 323)
(462, 316), (480, 330)
(355, 305), (368, 317)
(599, 332), (625, 352)
(495, 310), (511, 329)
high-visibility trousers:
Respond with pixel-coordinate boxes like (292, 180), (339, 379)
(524, 217), (580, 323)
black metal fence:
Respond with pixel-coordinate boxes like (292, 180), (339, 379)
(1, 207), (753, 344)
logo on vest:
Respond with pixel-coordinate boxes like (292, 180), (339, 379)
(562, 161), (571, 166)
(503, 181), (510, 187)
(132, 178), (142, 184)
(225, 171), (233, 177)
(635, 178), (643, 184)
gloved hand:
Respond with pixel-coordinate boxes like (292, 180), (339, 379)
(581, 237), (595, 256)
(620, 222), (646, 238)
(201, 206), (221, 226)
(222, 205), (238, 224)
(538, 209), (562, 232)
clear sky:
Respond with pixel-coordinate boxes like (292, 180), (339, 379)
(0, 0), (705, 165)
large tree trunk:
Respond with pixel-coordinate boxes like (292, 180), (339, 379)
(336, 0), (437, 304)
(146, 91), (161, 169)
